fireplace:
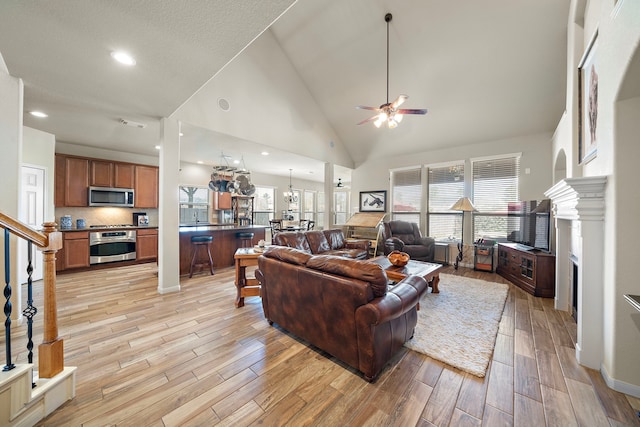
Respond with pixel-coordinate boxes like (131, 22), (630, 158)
(545, 176), (607, 370)
(571, 256), (578, 321)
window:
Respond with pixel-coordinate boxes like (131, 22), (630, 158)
(253, 186), (275, 225)
(285, 190), (302, 220)
(427, 163), (465, 240)
(472, 155), (520, 241)
(334, 191), (348, 225)
(391, 168), (422, 224)
(179, 186), (209, 224)
(303, 190), (316, 221)
(317, 191), (325, 229)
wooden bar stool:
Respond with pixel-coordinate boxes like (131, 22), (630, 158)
(189, 235), (214, 278)
(236, 231), (254, 248)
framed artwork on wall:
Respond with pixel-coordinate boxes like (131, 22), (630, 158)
(359, 190), (386, 212)
(578, 29), (598, 164)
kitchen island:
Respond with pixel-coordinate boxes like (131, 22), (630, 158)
(179, 224), (266, 275)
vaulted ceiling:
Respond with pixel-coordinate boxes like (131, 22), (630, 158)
(0, 0), (570, 181)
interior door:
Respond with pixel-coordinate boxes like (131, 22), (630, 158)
(19, 165), (45, 283)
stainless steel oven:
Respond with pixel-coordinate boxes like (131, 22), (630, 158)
(89, 230), (136, 264)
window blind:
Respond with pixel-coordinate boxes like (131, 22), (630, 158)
(472, 155), (520, 240)
(391, 168), (421, 213)
(427, 164), (464, 240)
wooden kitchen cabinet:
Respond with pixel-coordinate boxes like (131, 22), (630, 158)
(114, 163), (135, 188)
(212, 191), (232, 210)
(136, 228), (158, 261)
(55, 154), (89, 207)
(134, 165), (159, 208)
(60, 231), (90, 270)
(90, 160), (113, 187)
(90, 160), (134, 188)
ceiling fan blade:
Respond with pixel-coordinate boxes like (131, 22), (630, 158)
(356, 105), (381, 111)
(390, 94), (408, 109)
(357, 114), (383, 125)
(397, 108), (428, 115)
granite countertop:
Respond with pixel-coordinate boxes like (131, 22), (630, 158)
(60, 225), (158, 232)
(179, 224), (267, 232)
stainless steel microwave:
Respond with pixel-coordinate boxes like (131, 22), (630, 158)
(88, 186), (135, 207)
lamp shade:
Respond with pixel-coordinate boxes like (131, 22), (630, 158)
(450, 197), (478, 212)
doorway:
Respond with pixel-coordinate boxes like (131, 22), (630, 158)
(19, 165), (45, 283)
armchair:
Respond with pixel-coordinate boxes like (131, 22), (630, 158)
(383, 220), (435, 262)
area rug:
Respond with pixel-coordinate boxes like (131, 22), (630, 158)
(404, 273), (509, 377)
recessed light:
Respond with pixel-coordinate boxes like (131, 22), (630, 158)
(179, 132), (184, 137)
(154, 145), (161, 150)
(111, 51), (136, 66)
(30, 111), (48, 118)
(197, 161), (203, 164)
(261, 151), (269, 156)
(233, 160), (240, 164)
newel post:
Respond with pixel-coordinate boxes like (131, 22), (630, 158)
(38, 222), (63, 378)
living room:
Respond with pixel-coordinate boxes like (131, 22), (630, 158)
(1, 0), (640, 425)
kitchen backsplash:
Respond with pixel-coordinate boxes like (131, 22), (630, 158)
(54, 207), (158, 228)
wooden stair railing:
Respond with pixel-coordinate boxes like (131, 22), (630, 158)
(0, 212), (63, 379)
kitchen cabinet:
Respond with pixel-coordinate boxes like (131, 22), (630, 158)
(58, 231), (90, 270)
(136, 228), (158, 261)
(55, 154), (89, 207)
(90, 160), (135, 188)
(135, 165), (159, 208)
(212, 191), (232, 210)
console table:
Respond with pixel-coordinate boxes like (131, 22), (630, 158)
(496, 243), (555, 297)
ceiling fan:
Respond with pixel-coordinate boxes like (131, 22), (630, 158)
(356, 13), (427, 129)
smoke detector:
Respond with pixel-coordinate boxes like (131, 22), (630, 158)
(120, 118), (146, 129)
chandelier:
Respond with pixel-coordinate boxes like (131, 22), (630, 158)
(284, 169), (298, 204)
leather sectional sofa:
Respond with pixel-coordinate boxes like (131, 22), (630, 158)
(272, 228), (369, 259)
(255, 245), (428, 381)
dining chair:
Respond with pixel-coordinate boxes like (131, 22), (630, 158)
(307, 220), (315, 230)
(269, 219), (282, 235)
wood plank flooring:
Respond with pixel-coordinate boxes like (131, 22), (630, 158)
(5, 262), (639, 426)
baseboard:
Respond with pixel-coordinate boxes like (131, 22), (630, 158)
(601, 363), (640, 398)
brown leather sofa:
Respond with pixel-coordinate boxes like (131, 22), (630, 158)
(256, 246), (428, 381)
(272, 228), (369, 260)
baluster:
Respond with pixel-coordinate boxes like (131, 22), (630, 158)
(3, 228), (15, 371)
(23, 240), (37, 387)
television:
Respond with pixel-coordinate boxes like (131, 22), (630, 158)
(506, 199), (551, 252)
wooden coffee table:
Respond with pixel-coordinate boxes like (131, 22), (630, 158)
(369, 256), (444, 293)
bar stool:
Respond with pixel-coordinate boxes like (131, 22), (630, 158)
(189, 235), (214, 278)
(236, 231), (254, 248)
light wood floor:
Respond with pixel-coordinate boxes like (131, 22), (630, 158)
(6, 262), (639, 426)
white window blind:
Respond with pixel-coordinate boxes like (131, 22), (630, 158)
(472, 155), (520, 240)
(427, 164), (464, 240)
(391, 168), (422, 223)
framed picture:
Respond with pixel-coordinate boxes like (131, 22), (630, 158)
(578, 30), (598, 164)
(359, 190), (386, 212)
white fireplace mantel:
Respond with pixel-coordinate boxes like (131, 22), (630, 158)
(544, 175), (608, 369)
(545, 176), (608, 221)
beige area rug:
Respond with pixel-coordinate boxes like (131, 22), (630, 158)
(404, 273), (509, 377)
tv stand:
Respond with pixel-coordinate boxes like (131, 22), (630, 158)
(496, 243), (555, 298)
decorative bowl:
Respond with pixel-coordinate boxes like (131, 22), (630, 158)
(387, 250), (410, 267)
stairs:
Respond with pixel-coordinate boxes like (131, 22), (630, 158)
(0, 364), (76, 426)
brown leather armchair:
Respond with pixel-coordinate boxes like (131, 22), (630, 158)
(383, 220), (435, 262)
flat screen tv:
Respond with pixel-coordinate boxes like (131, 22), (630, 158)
(506, 199), (551, 252)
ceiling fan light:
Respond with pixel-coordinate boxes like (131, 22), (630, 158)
(374, 117), (384, 128)
(388, 119), (398, 129)
(395, 113), (403, 123)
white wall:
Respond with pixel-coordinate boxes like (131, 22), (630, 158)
(552, 0), (640, 395)
(352, 132), (554, 206)
(0, 53), (23, 320)
(172, 29), (354, 171)
(23, 126), (55, 222)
